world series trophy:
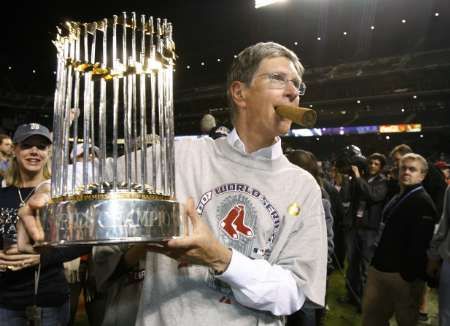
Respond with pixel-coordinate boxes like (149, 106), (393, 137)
(39, 12), (180, 245)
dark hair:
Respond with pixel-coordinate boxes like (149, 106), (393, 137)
(368, 152), (386, 169)
(286, 149), (323, 187)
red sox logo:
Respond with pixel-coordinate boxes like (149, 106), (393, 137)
(220, 204), (254, 240)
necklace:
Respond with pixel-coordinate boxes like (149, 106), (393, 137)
(17, 187), (36, 208)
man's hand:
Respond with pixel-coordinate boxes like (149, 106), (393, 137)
(351, 165), (360, 178)
(147, 198), (232, 273)
(17, 186), (51, 253)
(0, 245), (40, 271)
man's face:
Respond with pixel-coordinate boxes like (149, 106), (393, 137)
(0, 138), (13, 156)
(239, 56), (301, 140)
(399, 159), (425, 187)
(443, 168), (450, 179)
(368, 159), (382, 176)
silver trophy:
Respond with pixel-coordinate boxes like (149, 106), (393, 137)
(39, 12), (180, 245)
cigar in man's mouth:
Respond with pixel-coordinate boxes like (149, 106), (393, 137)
(274, 105), (317, 128)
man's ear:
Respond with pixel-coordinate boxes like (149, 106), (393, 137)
(229, 81), (247, 108)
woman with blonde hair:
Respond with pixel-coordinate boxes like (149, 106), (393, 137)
(0, 123), (90, 325)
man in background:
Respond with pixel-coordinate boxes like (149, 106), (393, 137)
(200, 113), (230, 139)
(362, 153), (437, 326)
(387, 144), (447, 321)
(0, 134), (13, 187)
(345, 153), (388, 311)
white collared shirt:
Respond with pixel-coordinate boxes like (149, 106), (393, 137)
(226, 128), (283, 160)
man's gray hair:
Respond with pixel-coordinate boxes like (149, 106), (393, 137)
(226, 42), (304, 122)
(400, 153), (428, 174)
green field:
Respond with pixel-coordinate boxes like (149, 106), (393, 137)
(325, 268), (439, 326)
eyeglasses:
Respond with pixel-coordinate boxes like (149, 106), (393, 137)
(258, 72), (306, 96)
(19, 143), (48, 150)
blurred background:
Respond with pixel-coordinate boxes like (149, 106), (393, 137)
(1, 0), (449, 160)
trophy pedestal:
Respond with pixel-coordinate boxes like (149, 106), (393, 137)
(38, 193), (180, 246)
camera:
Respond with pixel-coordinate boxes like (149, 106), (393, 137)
(335, 145), (368, 176)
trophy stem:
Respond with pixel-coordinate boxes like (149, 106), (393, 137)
(62, 38), (74, 194)
(51, 46), (63, 197)
(89, 22), (97, 184)
(112, 15), (119, 191)
(71, 27), (81, 194)
(140, 14), (148, 188)
(151, 72), (157, 191)
(98, 18), (108, 186)
(82, 23), (90, 191)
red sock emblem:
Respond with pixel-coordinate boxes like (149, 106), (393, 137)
(220, 204), (253, 240)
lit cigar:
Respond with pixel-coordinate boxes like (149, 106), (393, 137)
(275, 105), (317, 128)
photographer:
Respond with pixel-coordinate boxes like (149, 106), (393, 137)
(337, 148), (388, 311)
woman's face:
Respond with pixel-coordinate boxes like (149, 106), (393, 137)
(14, 135), (50, 175)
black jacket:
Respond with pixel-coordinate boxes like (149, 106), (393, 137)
(323, 180), (345, 231)
(371, 184), (438, 282)
(387, 163), (446, 216)
(349, 173), (388, 230)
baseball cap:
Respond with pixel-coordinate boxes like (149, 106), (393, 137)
(435, 160), (450, 170)
(13, 123), (52, 144)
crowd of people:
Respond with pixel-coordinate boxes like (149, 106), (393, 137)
(0, 41), (449, 326)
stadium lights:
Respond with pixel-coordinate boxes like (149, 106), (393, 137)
(255, 0), (288, 9)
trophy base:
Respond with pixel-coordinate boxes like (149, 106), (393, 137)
(38, 193), (180, 246)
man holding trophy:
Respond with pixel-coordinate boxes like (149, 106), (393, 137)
(18, 39), (327, 325)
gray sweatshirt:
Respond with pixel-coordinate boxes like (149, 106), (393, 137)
(134, 137), (327, 326)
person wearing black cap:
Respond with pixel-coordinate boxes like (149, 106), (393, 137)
(0, 123), (90, 325)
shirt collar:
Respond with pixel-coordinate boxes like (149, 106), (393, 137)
(226, 128), (283, 160)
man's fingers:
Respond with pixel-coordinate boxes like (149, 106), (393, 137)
(0, 254), (38, 261)
(146, 243), (183, 260)
(167, 236), (195, 249)
(17, 192), (48, 243)
(185, 197), (200, 227)
(16, 220), (39, 253)
(28, 192), (50, 210)
(146, 244), (169, 254)
(0, 260), (28, 267)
